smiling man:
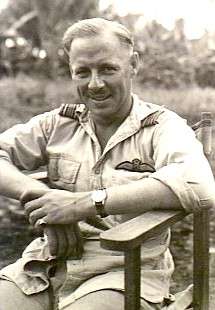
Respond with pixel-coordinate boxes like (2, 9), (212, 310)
(65, 21), (139, 150)
(0, 18), (214, 310)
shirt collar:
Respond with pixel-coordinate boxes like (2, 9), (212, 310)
(131, 94), (163, 123)
(78, 93), (163, 129)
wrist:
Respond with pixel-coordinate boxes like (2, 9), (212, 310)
(91, 188), (108, 218)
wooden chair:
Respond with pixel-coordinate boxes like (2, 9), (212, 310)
(99, 112), (213, 310)
(27, 112), (212, 310)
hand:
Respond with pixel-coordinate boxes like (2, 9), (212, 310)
(20, 189), (83, 259)
(24, 189), (95, 226)
(44, 223), (83, 259)
(20, 187), (51, 206)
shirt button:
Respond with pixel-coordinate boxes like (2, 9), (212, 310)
(95, 168), (100, 174)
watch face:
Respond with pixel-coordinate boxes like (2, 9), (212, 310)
(91, 189), (108, 218)
(92, 189), (106, 202)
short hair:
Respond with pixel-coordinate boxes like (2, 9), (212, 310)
(62, 18), (134, 56)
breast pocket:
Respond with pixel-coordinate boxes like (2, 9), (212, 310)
(48, 154), (81, 190)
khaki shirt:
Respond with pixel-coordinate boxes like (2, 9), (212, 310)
(0, 94), (214, 304)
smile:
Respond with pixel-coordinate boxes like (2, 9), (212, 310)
(88, 94), (111, 101)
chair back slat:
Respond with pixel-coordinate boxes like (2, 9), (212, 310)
(193, 111), (212, 310)
(194, 112), (212, 159)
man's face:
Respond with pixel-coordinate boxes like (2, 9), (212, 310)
(69, 32), (138, 123)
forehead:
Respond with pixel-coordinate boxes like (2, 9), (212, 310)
(69, 32), (130, 66)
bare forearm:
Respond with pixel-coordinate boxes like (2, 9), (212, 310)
(0, 160), (49, 200)
(21, 178), (182, 226)
(105, 178), (182, 215)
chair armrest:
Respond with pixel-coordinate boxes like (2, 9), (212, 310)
(100, 210), (187, 251)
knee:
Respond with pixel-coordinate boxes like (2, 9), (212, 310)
(0, 280), (50, 310)
(0, 279), (19, 299)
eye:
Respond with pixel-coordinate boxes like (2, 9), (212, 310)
(73, 68), (89, 78)
(101, 66), (118, 74)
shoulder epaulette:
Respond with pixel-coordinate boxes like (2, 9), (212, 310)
(141, 110), (164, 128)
(59, 103), (85, 119)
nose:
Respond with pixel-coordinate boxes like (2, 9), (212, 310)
(88, 73), (105, 91)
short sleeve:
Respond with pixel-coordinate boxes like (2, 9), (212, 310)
(149, 112), (215, 212)
(0, 110), (59, 171)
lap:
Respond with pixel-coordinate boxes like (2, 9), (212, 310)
(0, 279), (50, 310)
(60, 289), (162, 310)
(0, 280), (161, 310)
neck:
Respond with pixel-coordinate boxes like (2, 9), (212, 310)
(92, 114), (125, 129)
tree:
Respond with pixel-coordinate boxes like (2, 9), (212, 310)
(32, 0), (99, 76)
(0, 0), (99, 77)
(0, 0), (32, 32)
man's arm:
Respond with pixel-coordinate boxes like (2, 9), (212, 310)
(23, 114), (215, 225)
(0, 159), (49, 200)
(0, 159), (83, 259)
(105, 177), (183, 214)
(0, 111), (84, 259)
(23, 177), (182, 227)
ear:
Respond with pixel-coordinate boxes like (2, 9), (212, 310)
(130, 51), (139, 77)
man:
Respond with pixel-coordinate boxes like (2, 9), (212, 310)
(0, 18), (214, 310)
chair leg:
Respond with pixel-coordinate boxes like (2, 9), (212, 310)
(124, 246), (141, 310)
(193, 210), (209, 310)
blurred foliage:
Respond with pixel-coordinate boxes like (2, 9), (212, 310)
(1, 74), (215, 131)
(194, 52), (215, 88)
(0, 0), (100, 77)
(133, 82), (215, 123)
(0, 0), (32, 30)
(131, 19), (193, 88)
(0, 0), (99, 35)
(134, 26), (193, 88)
(0, 1), (215, 87)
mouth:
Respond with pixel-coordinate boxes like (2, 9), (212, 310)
(88, 92), (111, 102)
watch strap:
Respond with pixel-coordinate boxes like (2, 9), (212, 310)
(94, 201), (108, 218)
(91, 188), (108, 218)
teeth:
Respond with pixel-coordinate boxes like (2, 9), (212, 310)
(92, 97), (106, 101)
(89, 94), (110, 101)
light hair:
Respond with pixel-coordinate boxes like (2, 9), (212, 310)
(62, 18), (134, 56)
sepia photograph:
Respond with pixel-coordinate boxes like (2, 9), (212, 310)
(0, 1), (215, 309)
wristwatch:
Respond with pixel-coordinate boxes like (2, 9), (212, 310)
(91, 188), (108, 218)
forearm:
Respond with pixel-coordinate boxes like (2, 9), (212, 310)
(105, 178), (182, 215)
(0, 159), (49, 200)
(22, 178), (182, 226)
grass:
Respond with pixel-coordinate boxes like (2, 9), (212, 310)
(1, 75), (215, 132)
(134, 82), (215, 124)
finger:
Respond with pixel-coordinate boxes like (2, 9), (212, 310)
(35, 214), (50, 228)
(20, 191), (35, 206)
(33, 208), (62, 225)
(29, 208), (46, 226)
(55, 225), (68, 258)
(20, 191), (42, 206)
(65, 224), (78, 258)
(73, 223), (84, 258)
(66, 223), (83, 258)
(24, 198), (43, 216)
(44, 227), (58, 257)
